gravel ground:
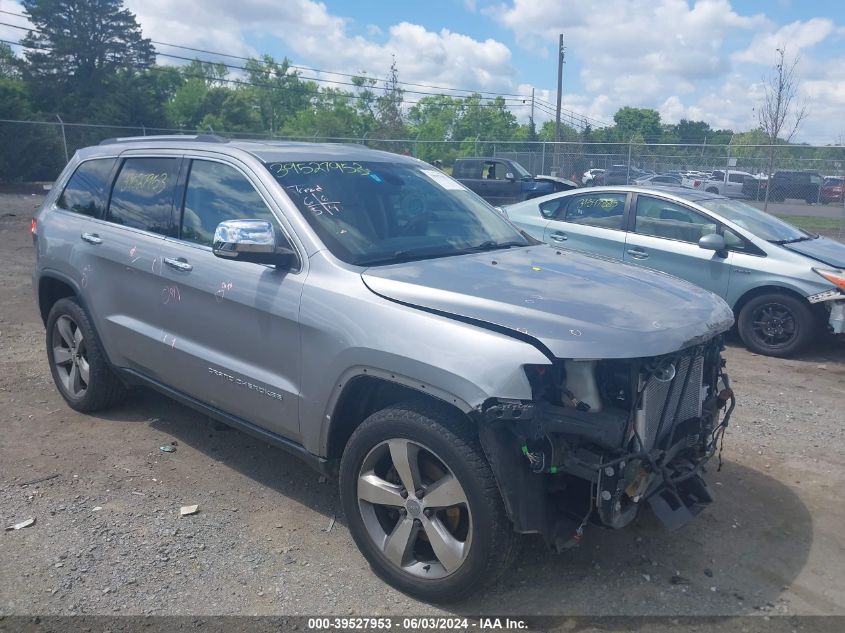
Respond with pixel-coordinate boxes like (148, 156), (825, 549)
(1, 193), (844, 618)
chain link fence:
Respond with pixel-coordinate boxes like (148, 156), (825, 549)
(3, 118), (844, 236)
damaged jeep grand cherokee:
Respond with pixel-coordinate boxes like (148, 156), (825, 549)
(33, 137), (735, 603)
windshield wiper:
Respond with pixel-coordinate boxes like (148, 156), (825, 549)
(353, 249), (455, 267)
(459, 240), (528, 253)
(770, 234), (818, 245)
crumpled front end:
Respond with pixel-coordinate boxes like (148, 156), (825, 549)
(478, 336), (734, 549)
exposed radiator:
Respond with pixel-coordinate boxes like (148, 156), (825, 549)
(635, 351), (704, 450)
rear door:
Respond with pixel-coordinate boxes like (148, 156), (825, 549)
(155, 156), (305, 440)
(86, 154), (183, 376)
(542, 190), (628, 260)
(623, 194), (732, 297)
(453, 160), (485, 198)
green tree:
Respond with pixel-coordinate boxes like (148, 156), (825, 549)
(613, 107), (661, 142)
(245, 56), (312, 134)
(21, 0), (154, 120)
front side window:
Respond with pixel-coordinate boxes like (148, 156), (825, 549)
(57, 158), (116, 218)
(181, 160), (277, 246)
(634, 196), (717, 243)
(483, 161), (507, 180)
(562, 192), (626, 230)
(107, 157), (180, 235)
(264, 160), (531, 266)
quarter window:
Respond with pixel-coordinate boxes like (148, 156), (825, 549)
(634, 196), (717, 243)
(57, 158), (116, 218)
(181, 160), (277, 246)
(107, 157), (180, 235)
(562, 193), (626, 230)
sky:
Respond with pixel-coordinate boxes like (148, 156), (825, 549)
(2, 0), (843, 143)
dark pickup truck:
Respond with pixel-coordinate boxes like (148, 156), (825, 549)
(742, 170), (823, 203)
(452, 157), (577, 205)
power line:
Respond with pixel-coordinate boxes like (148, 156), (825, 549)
(1, 7), (605, 124)
(0, 37), (537, 113)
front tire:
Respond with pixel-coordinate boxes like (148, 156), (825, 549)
(737, 293), (815, 357)
(46, 297), (126, 412)
(339, 399), (517, 603)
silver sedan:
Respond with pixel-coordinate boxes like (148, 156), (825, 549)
(504, 186), (845, 356)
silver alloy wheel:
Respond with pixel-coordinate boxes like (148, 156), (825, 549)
(357, 438), (472, 579)
(52, 315), (89, 398)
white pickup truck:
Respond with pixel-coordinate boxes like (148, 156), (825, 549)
(684, 170), (754, 197)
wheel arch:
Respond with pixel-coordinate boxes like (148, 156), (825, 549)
(732, 283), (811, 316)
(37, 273), (80, 325)
(323, 371), (475, 461)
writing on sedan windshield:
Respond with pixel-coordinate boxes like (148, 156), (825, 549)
(269, 161), (371, 178)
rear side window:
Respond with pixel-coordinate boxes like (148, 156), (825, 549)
(107, 157), (180, 235)
(57, 158), (116, 217)
(181, 160), (277, 246)
(562, 192), (626, 230)
(453, 160), (481, 179)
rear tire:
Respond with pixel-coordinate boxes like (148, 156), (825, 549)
(737, 293), (815, 357)
(339, 399), (518, 603)
(46, 297), (126, 412)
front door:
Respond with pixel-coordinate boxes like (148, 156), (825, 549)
(623, 194), (732, 298)
(542, 191), (628, 260)
(157, 157), (304, 440)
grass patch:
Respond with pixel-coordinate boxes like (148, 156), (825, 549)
(776, 215), (845, 233)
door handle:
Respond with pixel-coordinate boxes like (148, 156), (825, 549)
(163, 257), (193, 272)
(80, 233), (102, 245)
(626, 248), (649, 259)
(550, 231), (568, 242)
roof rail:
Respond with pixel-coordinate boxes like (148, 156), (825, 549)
(99, 134), (228, 146)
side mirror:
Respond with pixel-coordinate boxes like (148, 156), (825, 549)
(698, 233), (727, 256)
(505, 172), (515, 181)
(212, 219), (298, 269)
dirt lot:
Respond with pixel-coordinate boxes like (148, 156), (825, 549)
(1, 193), (844, 618)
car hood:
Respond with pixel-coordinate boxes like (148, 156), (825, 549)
(783, 236), (845, 268)
(533, 175), (579, 189)
(361, 245), (734, 359)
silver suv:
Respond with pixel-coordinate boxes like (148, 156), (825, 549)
(32, 136), (736, 602)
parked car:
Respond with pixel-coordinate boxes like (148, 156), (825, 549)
(582, 168), (605, 185)
(452, 157), (577, 205)
(632, 174), (683, 188)
(602, 164), (647, 185)
(697, 170), (755, 198)
(820, 177), (844, 204)
(33, 137), (735, 602)
(504, 186), (845, 357)
(742, 170), (823, 203)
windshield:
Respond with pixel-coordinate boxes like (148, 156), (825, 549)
(698, 197), (810, 243)
(266, 160), (532, 265)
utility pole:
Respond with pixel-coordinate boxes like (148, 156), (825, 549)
(555, 34), (565, 144)
(554, 34), (565, 176)
(530, 87), (535, 127)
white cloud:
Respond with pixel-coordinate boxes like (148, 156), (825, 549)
(126, 0), (517, 94)
(733, 18), (835, 64)
(492, 0), (844, 141)
(0, 0), (31, 51)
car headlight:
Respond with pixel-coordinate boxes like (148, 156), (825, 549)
(813, 268), (845, 290)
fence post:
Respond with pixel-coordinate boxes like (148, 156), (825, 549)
(626, 138), (632, 184)
(541, 142), (546, 175)
(474, 136), (479, 157)
(414, 133), (420, 158)
(56, 114), (68, 164)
